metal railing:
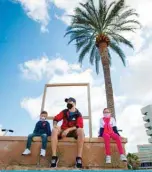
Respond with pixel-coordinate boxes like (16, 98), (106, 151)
(1, 129), (14, 136)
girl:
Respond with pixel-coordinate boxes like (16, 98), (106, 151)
(98, 108), (127, 163)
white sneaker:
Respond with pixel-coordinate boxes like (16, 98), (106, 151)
(106, 155), (111, 164)
(120, 154), (127, 162)
(22, 148), (31, 155)
(40, 149), (46, 157)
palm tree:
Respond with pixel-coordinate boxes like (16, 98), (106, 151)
(127, 153), (141, 170)
(65, 0), (140, 117)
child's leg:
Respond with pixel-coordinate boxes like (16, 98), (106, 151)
(110, 133), (124, 155)
(41, 133), (48, 150)
(26, 133), (37, 150)
(102, 133), (111, 155)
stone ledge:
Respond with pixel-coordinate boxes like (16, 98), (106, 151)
(0, 136), (127, 143)
(0, 136), (128, 169)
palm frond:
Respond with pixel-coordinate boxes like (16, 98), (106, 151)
(107, 32), (134, 48)
(71, 15), (95, 27)
(76, 38), (90, 52)
(79, 2), (100, 32)
(68, 34), (89, 45)
(88, 0), (101, 30)
(108, 20), (141, 31)
(116, 20), (141, 27)
(116, 26), (138, 32)
(109, 41), (126, 66)
(119, 9), (139, 20)
(78, 39), (93, 64)
(104, 0), (125, 28)
(65, 29), (88, 38)
(100, 1), (116, 28)
(65, 25), (93, 37)
(89, 45), (97, 65)
(73, 7), (98, 29)
(66, 27), (92, 45)
(76, 31), (96, 52)
(108, 49), (112, 66)
(98, 0), (107, 27)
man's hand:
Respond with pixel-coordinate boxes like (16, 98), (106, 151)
(62, 128), (70, 137)
(53, 121), (58, 127)
(61, 127), (76, 138)
(53, 125), (60, 132)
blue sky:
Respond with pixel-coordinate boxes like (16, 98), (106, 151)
(0, 0), (152, 153)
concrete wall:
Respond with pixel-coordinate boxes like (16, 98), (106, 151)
(0, 136), (127, 169)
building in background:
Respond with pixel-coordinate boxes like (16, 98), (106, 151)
(141, 105), (152, 143)
(136, 144), (152, 169)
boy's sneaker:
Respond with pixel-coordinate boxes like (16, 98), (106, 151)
(75, 157), (82, 168)
(22, 148), (31, 155)
(40, 149), (46, 157)
(50, 156), (59, 168)
(106, 155), (111, 164)
(120, 154), (127, 162)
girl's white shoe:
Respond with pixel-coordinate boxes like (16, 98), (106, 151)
(120, 154), (127, 162)
(106, 155), (111, 163)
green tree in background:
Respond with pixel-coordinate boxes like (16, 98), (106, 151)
(127, 153), (141, 170)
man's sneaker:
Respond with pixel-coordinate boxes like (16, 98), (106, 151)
(22, 148), (31, 155)
(75, 157), (82, 168)
(120, 154), (127, 162)
(50, 156), (59, 168)
(40, 149), (46, 157)
(106, 155), (111, 164)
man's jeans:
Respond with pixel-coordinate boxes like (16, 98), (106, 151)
(26, 133), (48, 150)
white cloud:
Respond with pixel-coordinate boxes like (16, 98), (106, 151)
(117, 105), (149, 153)
(118, 41), (152, 152)
(21, 96), (42, 120)
(126, 0), (152, 28)
(19, 55), (82, 81)
(121, 42), (152, 103)
(0, 125), (3, 136)
(53, 0), (87, 25)
(20, 57), (149, 153)
(55, 13), (71, 25)
(14, 0), (51, 32)
(122, 30), (144, 53)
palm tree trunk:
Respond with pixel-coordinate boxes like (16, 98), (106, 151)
(99, 43), (115, 118)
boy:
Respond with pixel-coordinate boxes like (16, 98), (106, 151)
(22, 111), (51, 157)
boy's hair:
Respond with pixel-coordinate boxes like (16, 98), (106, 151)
(103, 108), (111, 113)
(40, 111), (48, 115)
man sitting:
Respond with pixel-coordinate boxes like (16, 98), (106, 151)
(50, 97), (85, 168)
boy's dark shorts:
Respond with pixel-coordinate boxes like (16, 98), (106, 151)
(58, 129), (78, 140)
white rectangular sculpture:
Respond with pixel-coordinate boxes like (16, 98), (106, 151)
(141, 105), (152, 143)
